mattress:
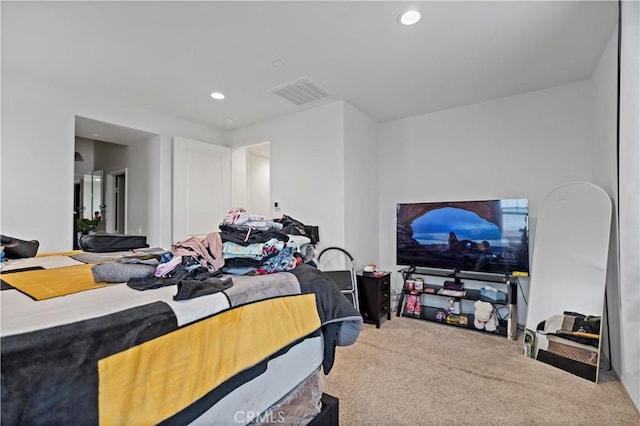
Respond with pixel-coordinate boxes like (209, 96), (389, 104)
(190, 336), (324, 426)
(1, 258), (361, 425)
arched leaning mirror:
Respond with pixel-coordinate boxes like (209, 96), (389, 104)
(523, 182), (612, 382)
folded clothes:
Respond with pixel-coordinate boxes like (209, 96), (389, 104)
(127, 276), (179, 291)
(219, 224), (289, 246)
(118, 255), (160, 266)
(91, 262), (156, 283)
(173, 277), (233, 301)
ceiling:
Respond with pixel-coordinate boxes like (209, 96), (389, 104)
(3, 1), (618, 135)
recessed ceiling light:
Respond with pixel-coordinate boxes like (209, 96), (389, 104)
(272, 60), (284, 68)
(399, 10), (421, 26)
(210, 92), (225, 100)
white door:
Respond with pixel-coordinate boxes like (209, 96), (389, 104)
(172, 137), (231, 243)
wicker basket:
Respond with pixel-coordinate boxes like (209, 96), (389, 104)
(547, 340), (598, 366)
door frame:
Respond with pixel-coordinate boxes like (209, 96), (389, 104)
(106, 169), (128, 234)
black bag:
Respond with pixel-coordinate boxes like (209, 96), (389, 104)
(304, 225), (320, 244)
(275, 215), (319, 244)
(1, 234), (40, 259)
(79, 233), (148, 253)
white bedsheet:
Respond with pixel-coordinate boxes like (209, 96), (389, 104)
(0, 284), (231, 337)
(0, 255), (83, 271)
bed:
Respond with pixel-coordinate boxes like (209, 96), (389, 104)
(0, 252), (361, 425)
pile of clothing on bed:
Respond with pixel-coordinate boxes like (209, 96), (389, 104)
(89, 208), (318, 296)
(219, 207), (298, 275)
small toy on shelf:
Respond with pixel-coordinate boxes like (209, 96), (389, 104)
(473, 300), (498, 332)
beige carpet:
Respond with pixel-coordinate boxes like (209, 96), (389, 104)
(323, 317), (640, 425)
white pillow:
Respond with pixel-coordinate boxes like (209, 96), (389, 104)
(286, 234), (311, 251)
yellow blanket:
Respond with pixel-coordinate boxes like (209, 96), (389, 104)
(1, 264), (109, 300)
(98, 293), (321, 425)
(36, 250), (84, 257)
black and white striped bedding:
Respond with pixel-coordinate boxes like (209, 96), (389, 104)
(1, 261), (361, 425)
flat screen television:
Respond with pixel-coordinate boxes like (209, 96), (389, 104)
(397, 198), (529, 276)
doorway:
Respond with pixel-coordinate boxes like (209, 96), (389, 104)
(105, 170), (127, 234)
(75, 115), (159, 243)
(73, 182), (81, 249)
(245, 142), (270, 217)
(231, 141), (271, 218)
(114, 172), (126, 234)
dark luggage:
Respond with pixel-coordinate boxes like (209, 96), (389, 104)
(1, 234), (40, 259)
(79, 233), (148, 253)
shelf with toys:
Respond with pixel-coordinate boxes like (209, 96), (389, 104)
(396, 266), (518, 340)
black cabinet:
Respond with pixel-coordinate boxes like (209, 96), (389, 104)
(357, 272), (391, 328)
(396, 267), (518, 340)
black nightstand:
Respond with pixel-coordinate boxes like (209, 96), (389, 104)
(357, 271), (391, 328)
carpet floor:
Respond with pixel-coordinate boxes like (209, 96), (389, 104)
(323, 316), (640, 425)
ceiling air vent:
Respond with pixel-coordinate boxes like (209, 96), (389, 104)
(268, 77), (330, 106)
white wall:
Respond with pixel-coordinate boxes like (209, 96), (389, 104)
(591, 16), (640, 411)
(618, 0), (640, 410)
(378, 80), (594, 325)
(226, 101), (346, 252)
(226, 100), (379, 269)
(74, 137), (96, 177)
(93, 141), (128, 177)
(591, 29), (622, 376)
(122, 137), (153, 237)
(1, 70), (224, 252)
(343, 102), (379, 269)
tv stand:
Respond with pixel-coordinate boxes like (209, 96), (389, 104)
(396, 267), (518, 341)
